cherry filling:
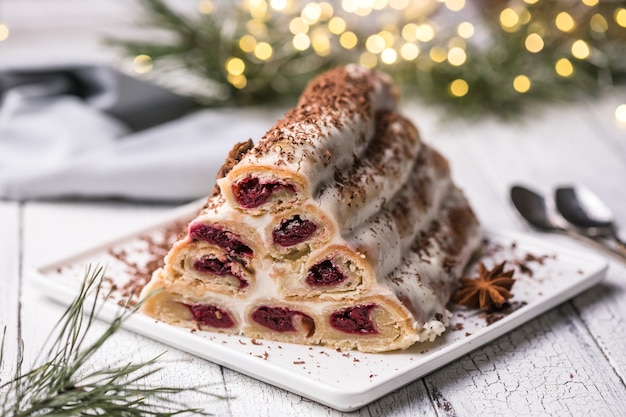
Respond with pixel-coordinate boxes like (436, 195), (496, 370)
(272, 215), (318, 247)
(189, 223), (252, 258)
(186, 304), (235, 329)
(329, 304), (378, 335)
(193, 256), (248, 289)
(251, 306), (315, 336)
(232, 177), (296, 209)
(305, 259), (347, 286)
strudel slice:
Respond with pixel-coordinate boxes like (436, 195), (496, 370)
(218, 65), (398, 215)
(141, 185), (480, 352)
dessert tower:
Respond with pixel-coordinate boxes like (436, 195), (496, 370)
(141, 65), (482, 353)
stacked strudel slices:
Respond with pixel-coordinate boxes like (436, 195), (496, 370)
(141, 65), (482, 353)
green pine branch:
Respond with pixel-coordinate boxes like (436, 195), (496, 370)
(108, 0), (626, 119)
(0, 265), (220, 417)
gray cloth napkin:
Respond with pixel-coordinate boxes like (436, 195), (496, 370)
(0, 66), (276, 201)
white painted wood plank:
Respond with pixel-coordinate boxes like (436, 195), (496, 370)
(221, 367), (438, 416)
(423, 304), (626, 416)
(0, 201), (21, 378)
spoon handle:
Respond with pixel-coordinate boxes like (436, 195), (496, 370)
(610, 233), (626, 255)
(568, 231), (626, 264)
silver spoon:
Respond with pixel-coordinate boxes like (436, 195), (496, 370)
(510, 184), (626, 262)
(555, 185), (626, 249)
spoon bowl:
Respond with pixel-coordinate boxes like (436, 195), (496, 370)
(555, 185), (626, 244)
(510, 184), (626, 263)
(555, 186), (614, 229)
(510, 185), (564, 232)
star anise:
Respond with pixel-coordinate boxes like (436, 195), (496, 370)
(453, 261), (516, 311)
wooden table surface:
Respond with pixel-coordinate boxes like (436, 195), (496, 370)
(2, 94), (626, 416)
(2, 1), (626, 415)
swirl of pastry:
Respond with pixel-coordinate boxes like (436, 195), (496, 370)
(156, 198), (268, 296)
(244, 300), (321, 345)
(319, 295), (418, 352)
(141, 270), (242, 333)
(218, 65), (398, 215)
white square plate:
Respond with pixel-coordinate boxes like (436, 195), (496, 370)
(30, 201), (607, 411)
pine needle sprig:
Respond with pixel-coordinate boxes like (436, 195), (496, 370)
(0, 265), (219, 417)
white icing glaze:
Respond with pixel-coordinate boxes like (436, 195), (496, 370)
(315, 113), (422, 234)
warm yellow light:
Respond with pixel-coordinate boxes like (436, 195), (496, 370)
(291, 18), (310, 36)
(228, 74), (247, 89)
(571, 39), (590, 59)
(366, 34), (386, 53)
(197, 0), (214, 14)
(590, 14), (608, 32)
(246, 19), (267, 36)
(360, 51), (378, 68)
(513, 75), (531, 93)
(372, 0), (388, 10)
(519, 9), (532, 24)
(380, 48), (398, 64)
(270, 0), (288, 11)
(342, 0), (358, 13)
(254, 42), (273, 60)
(340, 31), (358, 49)
(429, 47), (447, 63)
(447, 47), (466, 66)
(449, 79), (469, 97)
(457, 22), (474, 38)
(445, 0), (465, 12)
(402, 23), (418, 42)
(555, 12), (576, 32)
(616, 8), (626, 27)
(328, 16), (346, 34)
(524, 0), (539, 3)
(525, 33), (544, 53)
(133, 55), (153, 74)
(292, 33), (311, 50)
(225, 57), (246, 75)
(555, 58), (574, 77)
(239, 35), (257, 53)
(354, 5), (373, 16)
(248, 0), (268, 19)
(389, 0), (410, 10)
(319, 2), (334, 20)
(379, 30), (395, 47)
(448, 36), (466, 49)
(615, 104), (626, 124)
(582, 0), (598, 6)
(500, 8), (520, 30)
(416, 24), (435, 42)
(0, 24), (9, 42)
(311, 31), (331, 56)
(400, 43), (419, 60)
(301, 3), (322, 24)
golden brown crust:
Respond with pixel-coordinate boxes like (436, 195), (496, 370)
(208, 139), (255, 200)
(320, 295), (417, 352)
